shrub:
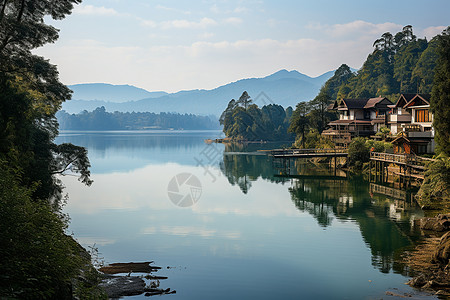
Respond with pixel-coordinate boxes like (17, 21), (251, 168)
(348, 137), (370, 170)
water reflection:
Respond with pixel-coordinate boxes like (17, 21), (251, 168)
(220, 153), (424, 275)
(57, 131), (429, 299)
(56, 130), (223, 173)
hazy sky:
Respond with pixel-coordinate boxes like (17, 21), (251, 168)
(35, 0), (449, 93)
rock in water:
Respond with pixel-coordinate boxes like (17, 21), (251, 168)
(420, 214), (450, 232)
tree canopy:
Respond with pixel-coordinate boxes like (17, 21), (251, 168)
(430, 26), (450, 156)
(318, 26), (443, 101)
(220, 91), (294, 141)
(0, 0), (90, 201)
(0, 1), (97, 297)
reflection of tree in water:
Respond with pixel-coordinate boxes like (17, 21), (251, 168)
(289, 176), (423, 275)
(289, 178), (340, 227)
(221, 153), (423, 275)
(219, 153), (288, 194)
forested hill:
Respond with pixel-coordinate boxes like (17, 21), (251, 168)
(320, 25), (442, 101)
(57, 107), (220, 130)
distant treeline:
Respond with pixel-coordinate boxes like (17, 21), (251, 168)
(57, 107), (220, 130)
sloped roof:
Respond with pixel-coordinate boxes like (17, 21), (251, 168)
(339, 98), (369, 109)
(364, 97), (392, 108)
(327, 100), (339, 110)
(392, 135), (410, 144)
(404, 94), (431, 108)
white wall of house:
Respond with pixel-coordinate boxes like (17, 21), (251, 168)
(390, 124), (398, 135)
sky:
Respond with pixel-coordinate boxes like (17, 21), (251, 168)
(34, 0), (450, 93)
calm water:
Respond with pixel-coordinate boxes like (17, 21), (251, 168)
(56, 130), (434, 300)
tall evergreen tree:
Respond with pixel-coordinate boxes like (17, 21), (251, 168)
(430, 27), (450, 156)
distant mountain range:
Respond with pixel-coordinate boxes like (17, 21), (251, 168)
(69, 83), (168, 102)
(63, 69), (336, 116)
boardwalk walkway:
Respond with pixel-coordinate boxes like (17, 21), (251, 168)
(369, 152), (433, 170)
(270, 148), (348, 158)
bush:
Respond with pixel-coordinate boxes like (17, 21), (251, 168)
(416, 153), (450, 209)
(294, 129), (335, 149)
(0, 163), (87, 299)
(348, 137), (370, 170)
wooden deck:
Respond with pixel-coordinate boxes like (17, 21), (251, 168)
(270, 148), (348, 158)
(370, 152), (432, 169)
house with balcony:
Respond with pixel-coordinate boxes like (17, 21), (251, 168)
(322, 97), (393, 147)
(389, 94), (434, 154)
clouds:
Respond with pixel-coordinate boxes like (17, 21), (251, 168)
(326, 20), (403, 38)
(37, 0), (449, 92)
(161, 17), (218, 29)
(421, 26), (447, 39)
(73, 4), (120, 16)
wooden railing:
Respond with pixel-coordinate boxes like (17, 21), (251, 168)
(271, 148), (347, 156)
(370, 152), (434, 166)
(370, 152), (407, 164)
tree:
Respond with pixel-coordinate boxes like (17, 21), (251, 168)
(288, 102), (310, 148)
(309, 90), (334, 133)
(322, 64), (355, 99)
(347, 137), (370, 170)
(220, 92), (294, 141)
(411, 37), (439, 93)
(0, 0), (90, 202)
(430, 26), (450, 156)
(236, 91), (252, 110)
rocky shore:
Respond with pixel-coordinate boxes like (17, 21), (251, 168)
(406, 214), (450, 297)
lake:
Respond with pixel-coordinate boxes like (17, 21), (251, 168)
(56, 130), (435, 300)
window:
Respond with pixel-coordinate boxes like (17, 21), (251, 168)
(364, 110), (370, 119)
(415, 109), (431, 122)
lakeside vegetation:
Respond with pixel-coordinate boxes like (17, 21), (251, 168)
(0, 1), (103, 298)
(57, 107), (220, 130)
(219, 91), (294, 141)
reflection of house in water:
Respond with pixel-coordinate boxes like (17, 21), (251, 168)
(289, 177), (423, 275)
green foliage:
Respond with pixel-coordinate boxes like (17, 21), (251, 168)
(319, 25), (442, 100)
(0, 162), (86, 299)
(412, 37), (439, 93)
(0, 0), (91, 202)
(57, 108), (220, 130)
(430, 26), (450, 156)
(393, 39), (428, 92)
(416, 153), (450, 209)
(0, 1), (98, 297)
(220, 92), (294, 141)
(347, 137), (370, 170)
(365, 139), (392, 153)
(322, 64), (355, 99)
(293, 129), (334, 149)
(288, 102), (310, 147)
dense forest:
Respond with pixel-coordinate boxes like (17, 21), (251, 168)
(0, 1), (102, 298)
(219, 91), (294, 141)
(57, 107), (220, 130)
(321, 25), (439, 101)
